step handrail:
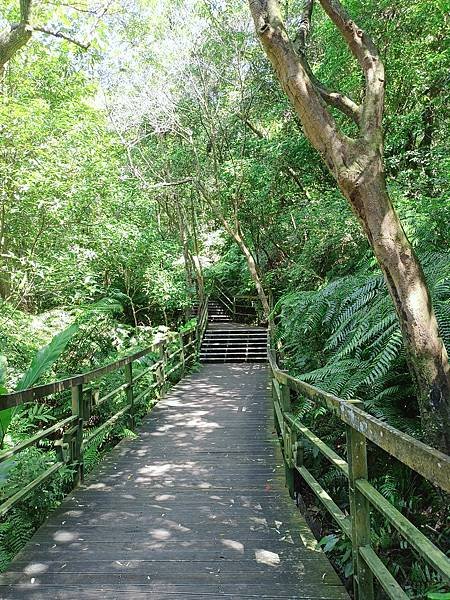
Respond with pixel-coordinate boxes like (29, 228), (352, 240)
(267, 343), (450, 599)
(195, 293), (209, 351)
(213, 282), (259, 321)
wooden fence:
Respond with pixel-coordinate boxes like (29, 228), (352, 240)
(0, 299), (208, 518)
(268, 347), (450, 600)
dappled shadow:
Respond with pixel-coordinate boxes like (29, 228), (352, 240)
(0, 363), (347, 598)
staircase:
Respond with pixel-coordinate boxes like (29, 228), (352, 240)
(200, 301), (267, 364)
(207, 300), (233, 323)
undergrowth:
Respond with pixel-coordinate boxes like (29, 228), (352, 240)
(275, 251), (450, 599)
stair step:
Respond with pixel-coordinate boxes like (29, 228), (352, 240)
(202, 345), (267, 350)
(202, 352), (267, 356)
(202, 342), (267, 347)
(204, 336), (266, 341)
(201, 357), (267, 363)
(205, 330), (266, 335)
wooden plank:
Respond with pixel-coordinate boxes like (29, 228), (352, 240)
(0, 346), (155, 408)
(296, 465), (351, 539)
(274, 372), (450, 493)
(0, 415), (77, 463)
(359, 546), (409, 600)
(0, 462), (64, 517)
(284, 413), (348, 477)
(84, 403), (131, 446)
(1, 362), (349, 599)
(346, 427), (373, 600)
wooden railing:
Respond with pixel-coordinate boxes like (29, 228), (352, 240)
(196, 293), (209, 347)
(0, 302), (208, 518)
(268, 347), (450, 600)
(214, 283), (258, 323)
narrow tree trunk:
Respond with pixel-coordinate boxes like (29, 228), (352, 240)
(189, 198), (205, 304)
(176, 205), (195, 320)
(191, 254), (205, 305)
(0, 200), (10, 300)
(223, 221), (271, 323)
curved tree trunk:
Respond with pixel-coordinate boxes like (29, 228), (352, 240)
(222, 219), (271, 323)
(247, 0), (450, 452)
(339, 156), (450, 452)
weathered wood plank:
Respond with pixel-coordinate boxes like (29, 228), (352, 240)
(0, 364), (348, 599)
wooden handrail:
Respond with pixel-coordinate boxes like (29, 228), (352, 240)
(268, 344), (450, 599)
(0, 317), (203, 518)
(213, 282), (258, 323)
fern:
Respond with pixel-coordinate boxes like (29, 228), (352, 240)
(276, 251), (450, 436)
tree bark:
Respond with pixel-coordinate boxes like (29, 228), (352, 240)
(247, 0), (450, 452)
(0, 1), (33, 73)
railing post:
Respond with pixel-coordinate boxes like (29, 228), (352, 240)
(346, 425), (374, 600)
(179, 332), (186, 371)
(272, 378), (281, 436)
(155, 340), (166, 398)
(280, 382), (297, 499)
(71, 382), (84, 485)
(125, 361), (134, 428)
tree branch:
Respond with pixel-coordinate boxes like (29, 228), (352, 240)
(0, 0), (33, 70)
(33, 26), (90, 49)
(20, 0), (33, 23)
(290, 0), (361, 125)
(318, 0), (385, 135)
(248, 0), (350, 172)
(301, 57), (361, 124)
(294, 0), (314, 52)
(146, 178), (194, 190)
(237, 113), (265, 138)
(237, 114), (314, 199)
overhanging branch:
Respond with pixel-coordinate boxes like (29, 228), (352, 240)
(318, 0), (385, 134)
(304, 61), (361, 124)
(33, 26), (90, 49)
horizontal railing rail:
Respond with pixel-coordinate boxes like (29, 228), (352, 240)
(0, 303), (208, 519)
(268, 347), (450, 600)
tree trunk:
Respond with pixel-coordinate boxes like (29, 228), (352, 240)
(0, 200), (10, 300)
(223, 220), (271, 323)
(247, 0), (450, 452)
(338, 158), (450, 452)
(176, 205), (195, 320)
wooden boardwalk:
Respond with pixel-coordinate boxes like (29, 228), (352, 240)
(0, 364), (349, 599)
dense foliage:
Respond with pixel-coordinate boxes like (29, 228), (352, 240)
(0, 0), (449, 597)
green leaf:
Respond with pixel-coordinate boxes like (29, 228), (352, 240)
(0, 324), (79, 444)
(319, 534), (339, 553)
(344, 561), (353, 578)
(0, 355), (7, 389)
(0, 356), (10, 444)
(16, 322), (79, 391)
